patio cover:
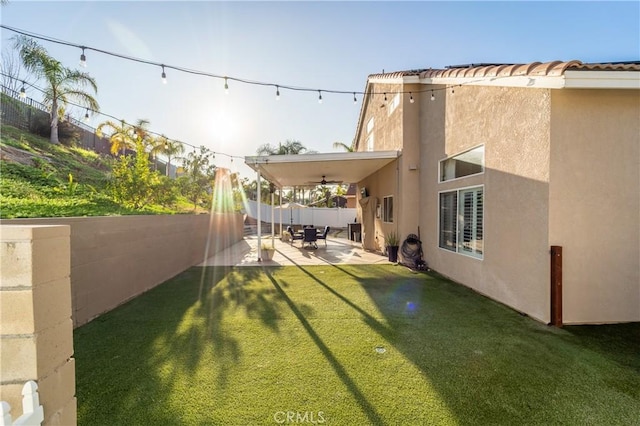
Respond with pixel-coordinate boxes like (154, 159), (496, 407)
(244, 150), (400, 188)
(244, 150), (400, 261)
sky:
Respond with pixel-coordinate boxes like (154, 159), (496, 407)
(1, 1), (639, 178)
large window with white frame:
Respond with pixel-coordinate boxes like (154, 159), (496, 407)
(439, 186), (483, 259)
(439, 145), (484, 182)
(383, 196), (393, 223)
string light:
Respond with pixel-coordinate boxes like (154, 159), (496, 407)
(3, 71), (251, 164)
(409, 92), (414, 104)
(84, 108), (90, 122)
(353, 92), (357, 104)
(0, 25), (490, 108)
(430, 90), (435, 101)
(383, 92), (388, 102)
(276, 85), (280, 101)
(224, 77), (229, 94)
(19, 81), (26, 98)
(79, 47), (87, 68)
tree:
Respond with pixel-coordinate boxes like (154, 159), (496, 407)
(109, 137), (158, 209)
(14, 35), (99, 144)
(96, 119), (135, 156)
(158, 138), (184, 177)
(1, 46), (25, 93)
(256, 139), (308, 156)
(178, 146), (216, 211)
(256, 139), (309, 202)
(243, 178), (274, 204)
(333, 141), (354, 152)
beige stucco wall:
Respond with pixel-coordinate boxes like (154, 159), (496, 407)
(355, 83), (406, 153)
(550, 89), (640, 323)
(1, 214), (243, 327)
(354, 82), (422, 251)
(420, 85), (552, 323)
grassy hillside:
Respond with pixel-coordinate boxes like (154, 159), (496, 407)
(0, 125), (195, 218)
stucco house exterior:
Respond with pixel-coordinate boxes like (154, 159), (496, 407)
(352, 60), (639, 325)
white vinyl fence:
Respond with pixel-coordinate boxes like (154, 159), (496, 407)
(246, 200), (356, 229)
(0, 382), (44, 426)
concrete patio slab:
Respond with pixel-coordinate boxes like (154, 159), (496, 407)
(198, 235), (390, 267)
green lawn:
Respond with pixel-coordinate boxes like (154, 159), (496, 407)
(74, 265), (640, 425)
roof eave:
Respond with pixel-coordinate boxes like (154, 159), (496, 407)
(421, 70), (640, 90)
(368, 75), (421, 85)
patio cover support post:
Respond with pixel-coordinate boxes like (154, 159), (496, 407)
(257, 170), (262, 261)
(271, 192), (275, 247)
(279, 188), (283, 236)
(550, 245), (563, 327)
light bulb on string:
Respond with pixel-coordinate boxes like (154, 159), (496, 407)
(430, 91), (435, 101)
(409, 92), (414, 104)
(19, 81), (26, 99)
(318, 90), (323, 104)
(276, 85), (280, 101)
(383, 92), (387, 102)
(161, 65), (167, 84)
(84, 108), (89, 123)
(79, 47), (87, 68)
(224, 77), (229, 94)
(353, 92), (357, 104)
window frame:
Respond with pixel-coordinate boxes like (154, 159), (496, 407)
(388, 93), (400, 116)
(438, 185), (484, 260)
(438, 145), (485, 183)
(366, 133), (374, 152)
(382, 195), (394, 223)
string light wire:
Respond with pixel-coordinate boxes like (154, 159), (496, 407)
(0, 24), (481, 101)
(0, 72), (244, 161)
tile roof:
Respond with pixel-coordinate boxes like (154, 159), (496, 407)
(368, 61), (640, 81)
(368, 69), (429, 80)
(419, 60), (640, 79)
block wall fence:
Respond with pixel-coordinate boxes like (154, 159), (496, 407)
(0, 213), (243, 425)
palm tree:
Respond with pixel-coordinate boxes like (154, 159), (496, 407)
(256, 139), (308, 156)
(96, 119), (134, 156)
(14, 35), (99, 144)
(160, 139), (185, 177)
(256, 139), (309, 202)
(333, 141), (354, 152)
(132, 118), (151, 143)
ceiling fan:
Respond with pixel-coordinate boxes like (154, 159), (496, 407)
(307, 175), (342, 185)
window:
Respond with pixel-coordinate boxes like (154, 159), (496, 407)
(440, 145), (484, 182)
(366, 134), (374, 152)
(439, 186), (483, 258)
(366, 117), (374, 134)
(388, 93), (400, 115)
(383, 196), (393, 223)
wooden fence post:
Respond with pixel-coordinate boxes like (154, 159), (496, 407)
(550, 245), (563, 327)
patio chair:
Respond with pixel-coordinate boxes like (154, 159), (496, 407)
(316, 226), (330, 246)
(303, 227), (318, 249)
(287, 226), (304, 245)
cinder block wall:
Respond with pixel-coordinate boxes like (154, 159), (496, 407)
(1, 214), (243, 327)
(0, 214), (242, 425)
(0, 225), (76, 425)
